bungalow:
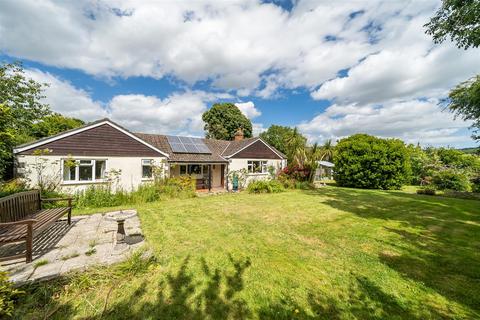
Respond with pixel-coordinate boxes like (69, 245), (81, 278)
(13, 119), (287, 193)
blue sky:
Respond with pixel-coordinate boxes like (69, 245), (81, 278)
(0, 0), (478, 147)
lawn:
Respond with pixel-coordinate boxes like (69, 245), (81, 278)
(12, 187), (480, 319)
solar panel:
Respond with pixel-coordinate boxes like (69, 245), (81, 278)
(196, 144), (211, 153)
(170, 142), (187, 153)
(167, 135), (181, 143)
(179, 136), (193, 144)
(166, 135), (211, 154)
(183, 144), (198, 153)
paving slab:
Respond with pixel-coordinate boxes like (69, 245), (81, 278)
(0, 210), (144, 285)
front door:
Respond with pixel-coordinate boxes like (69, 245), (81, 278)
(220, 164), (225, 187)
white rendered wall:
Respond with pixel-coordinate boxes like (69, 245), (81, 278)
(16, 154), (168, 194)
(227, 158), (285, 189)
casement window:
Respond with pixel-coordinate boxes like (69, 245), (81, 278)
(63, 159), (106, 182)
(247, 160), (267, 174)
(180, 165), (187, 175)
(179, 164), (202, 175)
(142, 159), (154, 179)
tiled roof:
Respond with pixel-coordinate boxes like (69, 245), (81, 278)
(135, 133), (230, 163)
(15, 118), (111, 149)
(14, 117), (286, 161)
(221, 137), (259, 157)
(221, 137), (287, 158)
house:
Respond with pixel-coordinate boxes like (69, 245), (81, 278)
(13, 119), (287, 193)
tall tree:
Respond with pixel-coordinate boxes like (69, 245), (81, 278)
(31, 114), (85, 138)
(0, 62), (50, 134)
(425, 0), (480, 49)
(0, 62), (85, 180)
(446, 75), (480, 141)
(202, 103), (253, 140)
(260, 125), (305, 155)
(0, 105), (15, 179)
(425, 1), (480, 143)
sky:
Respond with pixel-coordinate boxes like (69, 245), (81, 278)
(0, 0), (479, 148)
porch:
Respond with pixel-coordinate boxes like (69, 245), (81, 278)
(169, 162), (227, 191)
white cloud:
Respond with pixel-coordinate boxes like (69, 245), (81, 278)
(312, 45), (480, 105)
(298, 99), (473, 147)
(108, 91), (231, 134)
(252, 123), (266, 136)
(3, 0), (474, 100)
(25, 69), (230, 135)
(2, 1), (478, 146)
(235, 101), (261, 119)
(25, 69), (107, 120)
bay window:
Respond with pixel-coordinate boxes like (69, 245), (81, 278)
(247, 160), (267, 174)
(63, 159), (106, 182)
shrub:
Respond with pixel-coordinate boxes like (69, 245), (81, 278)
(0, 178), (28, 197)
(279, 170), (317, 188)
(74, 185), (130, 209)
(416, 188), (436, 195)
(432, 169), (471, 191)
(0, 271), (23, 317)
(247, 180), (285, 194)
(437, 148), (480, 171)
(131, 183), (160, 203)
(294, 181), (314, 190)
(334, 134), (411, 190)
(277, 172), (296, 189)
(158, 176), (196, 198)
(281, 165), (310, 182)
(74, 176), (196, 209)
(471, 175), (480, 193)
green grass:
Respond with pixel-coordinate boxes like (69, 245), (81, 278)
(33, 259), (49, 269)
(13, 187), (480, 319)
(60, 252), (79, 261)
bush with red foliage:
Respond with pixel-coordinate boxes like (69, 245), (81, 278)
(280, 165), (310, 182)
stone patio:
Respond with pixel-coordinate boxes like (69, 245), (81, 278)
(0, 211), (144, 284)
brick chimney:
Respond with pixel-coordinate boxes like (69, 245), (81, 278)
(234, 128), (244, 141)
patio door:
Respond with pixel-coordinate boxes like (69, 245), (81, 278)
(202, 165), (210, 189)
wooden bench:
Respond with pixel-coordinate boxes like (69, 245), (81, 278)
(0, 190), (72, 263)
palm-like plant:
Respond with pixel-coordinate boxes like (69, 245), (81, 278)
(292, 142), (322, 182)
(285, 128), (307, 163)
(318, 139), (335, 162)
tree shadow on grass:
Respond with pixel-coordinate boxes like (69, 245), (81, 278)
(303, 187), (480, 316)
(258, 274), (439, 319)
(101, 254), (252, 320)
(15, 251), (458, 319)
(101, 255), (430, 320)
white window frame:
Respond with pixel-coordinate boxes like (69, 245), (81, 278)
(62, 158), (107, 184)
(247, 160), (268, 174)
(142, 159), (154, 180)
